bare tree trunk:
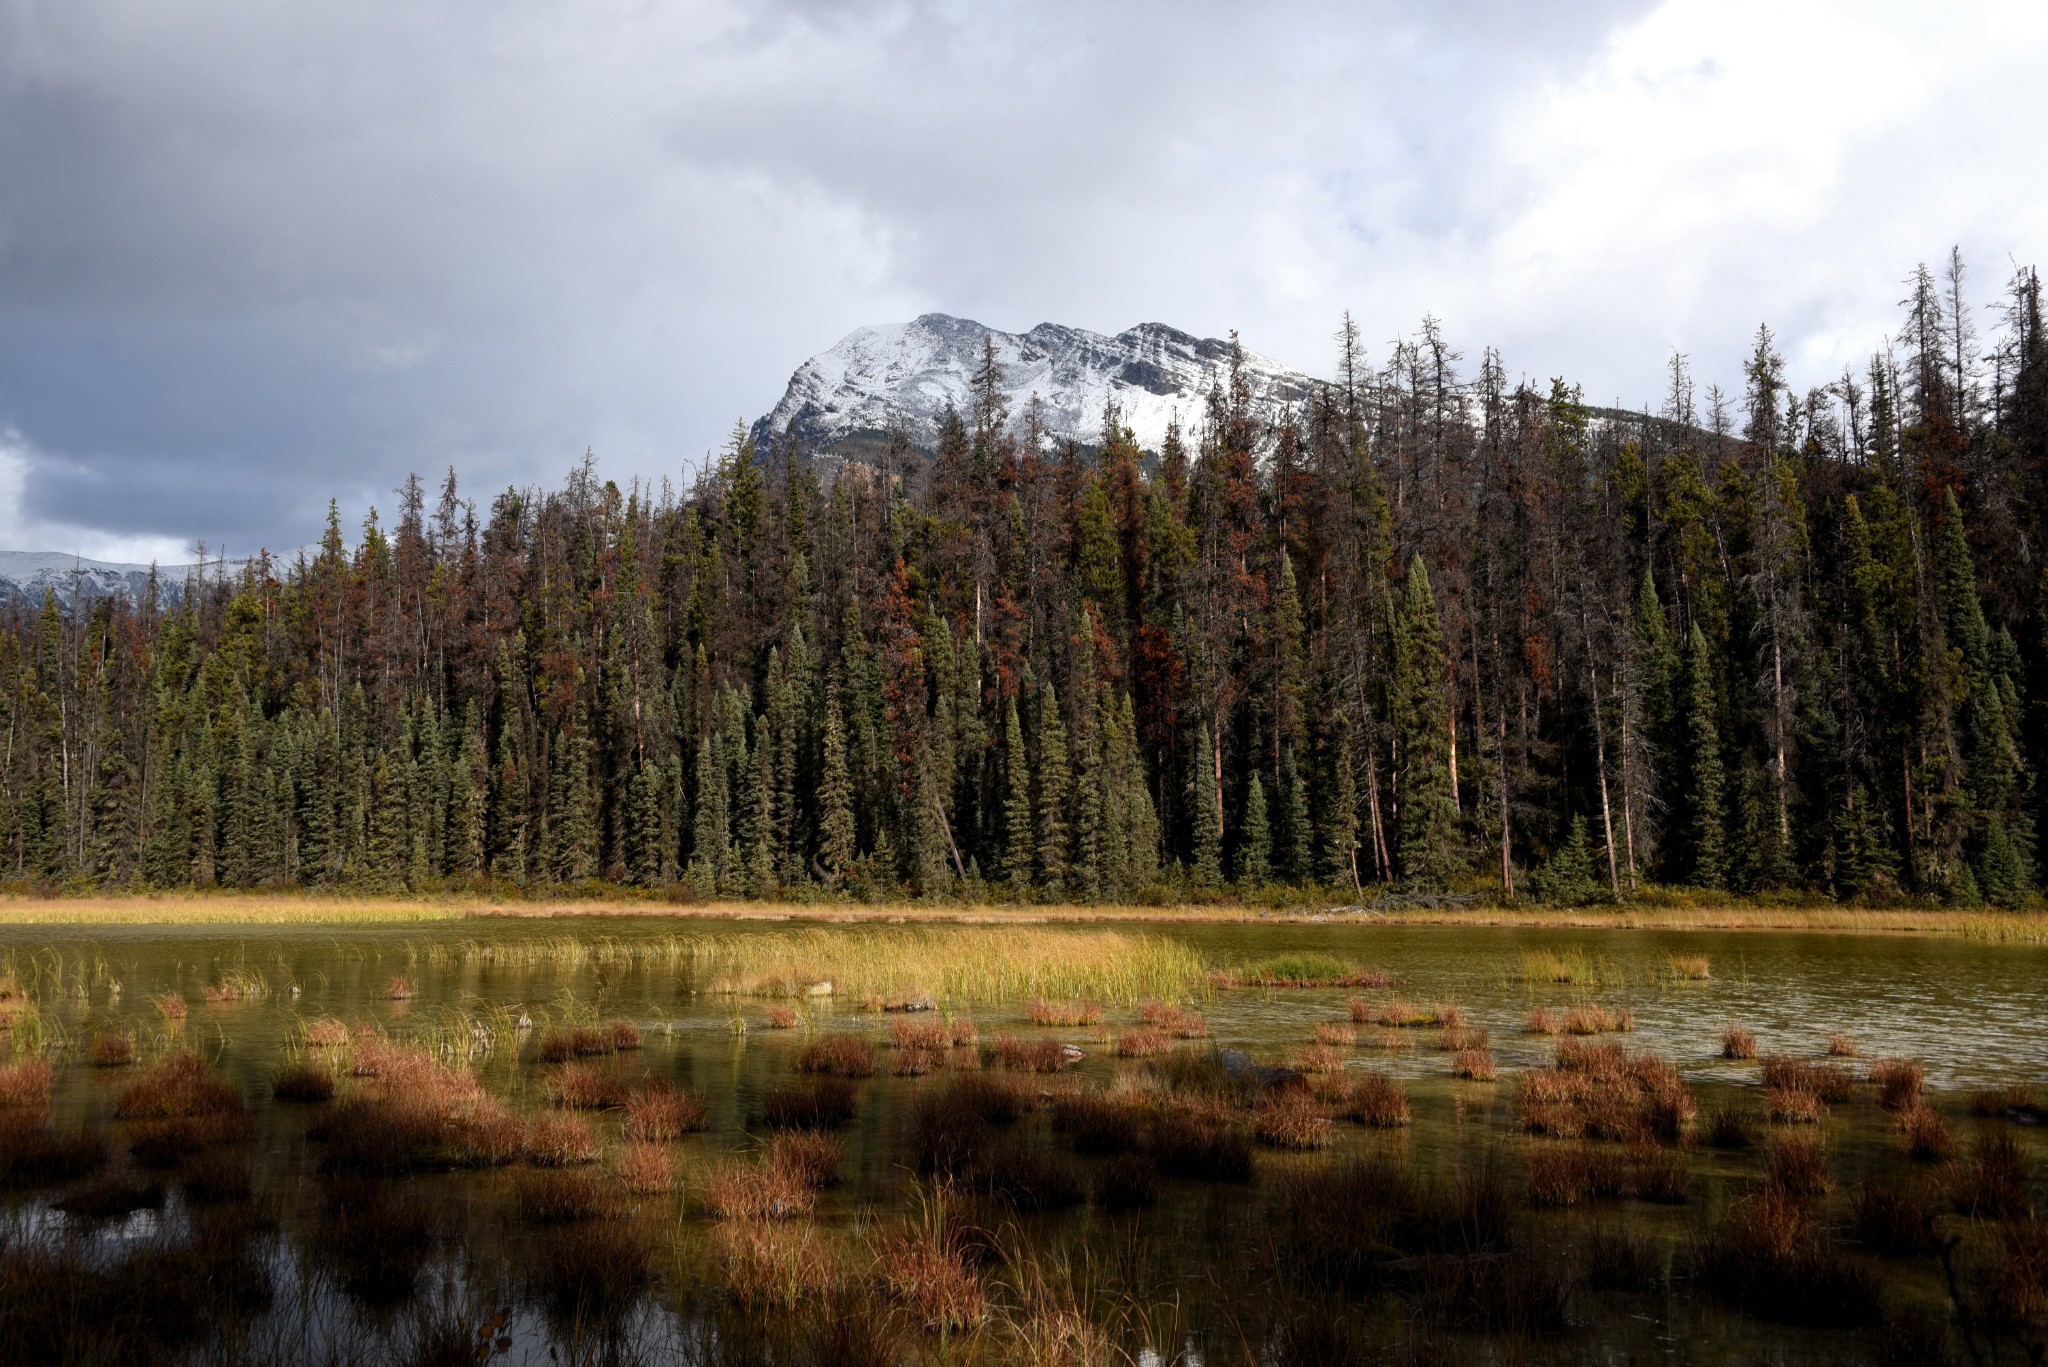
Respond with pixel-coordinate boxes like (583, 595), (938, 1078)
(1589, 668), (1620, 898)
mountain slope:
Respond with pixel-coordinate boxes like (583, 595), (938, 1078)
(751, 313), (1316, 457)
(0, 551), (189, 607)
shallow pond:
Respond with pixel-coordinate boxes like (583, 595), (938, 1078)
(1, 916), (2043, 1366)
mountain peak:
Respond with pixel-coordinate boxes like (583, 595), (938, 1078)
(751, 315), (1315, 458)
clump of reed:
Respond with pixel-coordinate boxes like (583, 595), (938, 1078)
(687, 924), (1206, 1005)
(1051, 1090), (1146, 1156)
(272, 1060), (336, 1102)
(766, 1131), (844, 1188)
(889, 1017), (951, 1052)
(89, 1034), (133, 1068)
(910, 1076), (1032, 1177)
(623, 1079), (708, 1140)
(1520, 948), (1597, 984)
(615, 1141), (674, 1195)
(1826, 1033), (1857, 1058)
(528, 1220), (653, 1318)
(1525, 1145), (1641, 1207)
(1352, 999), (1461, 1029)
(1292, 1044), (1345, 1075)
(1342, 1071), (1411, 1128)
(313, 1042), (523, 1174)
(1138, 1000), (1207, 1038)
(1766, 1087), (1825, 1124)
(1721, 1024), (1758, 1059)
(1949, 1132), (2034, 1221)
(1254, 1088), (1333, 1150)
(553, 1061), (630, 1109)
(1312, 1021), (1357, 1047)
(385, 976), (413, 1001)
(1149, 1110), (1253, 1181)
(0, 1057), (54, 1111)
(1897, 1102), (1956, 1162)
(304, 1018), (349, 1048)
(525, 1113), (598, 1166)
(0, 1110), (107, 1187)
(153, 993), (187, 1022)
(517, 1167), (609, 1223)
(1211, 954), (1394, 989)
(1356, 1026), (1416, 1051)
(1991, 1216), (2048, 1325)
(760, 1076), (858, 1130)
(114, 1053), (242, 1120)
(1668, 953), (1711, 981)
(706, 1158), (817, 1221)
(1113, 1025), (1170, 1058)
(713, 1221), (842, 1308)
(762, 1003), (799, 1029)
(797, 1033), (878, 1078)
(1516, 1039), (1695, 1143)
(1851, 1176), (1941, 1257)
(1761, 1054), (1860, 1103)
(1528, 1004), (1632, 1036)
(870, 1223), (985, 1328)
(1028, 999), (1101, 1027)
(1692, 1186), (1884, 1328)
(1867, 1057), (1925, 1112)
(1970, 1082), (2038, 1118)
(990, 1034), (1072, 1072)
(1450, 1046), (1497, 1081)
(1763, 1132), (1834, 1199)
(1706, 1105), (1759, 1149)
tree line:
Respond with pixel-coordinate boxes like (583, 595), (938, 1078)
(5, 252), (2045, 906)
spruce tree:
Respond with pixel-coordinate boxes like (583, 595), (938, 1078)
(817, 677), (855, 887)
(1035, 684), (1070, 896)
(1318, 709), (1361, 893)
(1238, 773), (1271, 888)
(1682, 624), (1727, 889)
(1276, 742), (1311, 885)
(1001, 696), (1034, 891)
(1190, 722), (1222, 887)
(1393, 556), (1460, 886)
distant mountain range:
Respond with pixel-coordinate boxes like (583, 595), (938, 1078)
(751, 312), (1317, 460)
(0, 551), (191, 607)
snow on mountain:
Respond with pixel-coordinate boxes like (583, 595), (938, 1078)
(0, 551), (190, 607)
(751, 313), (1318, 458)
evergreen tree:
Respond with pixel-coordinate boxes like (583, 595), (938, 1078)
(1237, 772), (1271, 888)
(1035, 684), (1070, 896)
(1393, 556), (1460, 885)
(817, 677), (855, 887)
(1001, 696), (1033, 891)
(1681, 624), (1728, 889)
(1190, 721), (1222, 887)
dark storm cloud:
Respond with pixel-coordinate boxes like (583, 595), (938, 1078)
(0, 0), (2040, 560)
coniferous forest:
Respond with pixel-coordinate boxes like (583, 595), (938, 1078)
(6, 256), (2047, 909)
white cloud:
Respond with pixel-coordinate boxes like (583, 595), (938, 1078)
(0, 429), (192, 563)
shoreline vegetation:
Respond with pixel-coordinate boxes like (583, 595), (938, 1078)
(4, 889), (2048, 941)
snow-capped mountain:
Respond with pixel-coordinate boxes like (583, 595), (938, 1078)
(0, 551), (189, 607)
(752, 313), (1317, 458)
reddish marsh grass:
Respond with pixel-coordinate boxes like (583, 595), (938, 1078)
(1950, 1132), (2034, 1220)
(1721, 1025), (1758, 1060)
(616, 1141), (674, 1195)
(714, 1221), (841, 1307)
(1563, 1005), (1635, 1036)
(1867, 1058), (1925, 1112)
(889, 1017), (951, 1051)
(315, 1045), (522, 1173)
(991, 1034), (1071, 1072)
(1357, 999), (1458, 1029)
(1293, 1044), (1345, 1074)
(89, 1034), (133, 1068)
(570, 1025), (614, 1057)
(912, 1077), (1029, 1177)
(553, 1062), (629, 1109)
(760, 1076), (858, 1130)
(1518, 1041), (1695, 1142)
(304, 1018), (348, 1048)
(154, 992), (187, 1021)
(1343, 1072), (1411, 1128)
(797, 1033), (878, 1077)
(385, 976), (413, 1001)
(1826, 1033), (1857, 1058)
(524, 1113), (598, 1166)
(1114, 1026), (1170, 1058)
(272, 1061), (335, 1102)
(1971, 1083), (2037, 1117)
(1028, 999), (1102, 1027)
(706, 1158), (815, 1221)
(767, 1131), (844, 1188)
(1051, 1091), (1147, 1156)
(1150, 1111), (1253, 1180)
(1138, 1001), (1207, 1038)
(536, 1031), (576, 1064)
(1695, 1187), (1883, 1328)
(762, 1003), (799, 1029)
(517, 1168), (608, 1223)
(1762, 1055), (1859, 1103)
(529, 1221), (652, 1318)
(1766, 1088), (1825, 1124)
(1526, 1006), (1563, 1035)
(1898, 1104), (1956, 1162)
(1451, 1046), (1498, 1081)
(1851, 1176), (1941, 1257)
(871, 1227), (985, 1328)
(114, 1053), (242, 1119)
(1313, 1021), (1357, 1046)
(609, 1020), (642, 1050)
(1993, 1217), (2048, 1324)
(623, 1079), (707, 1140)
(200, 983), (239, 1004)
(1707, 1105), (1760, 1149)
(1254, 1089), (1333, 1150)
(891, 1046), (942, 1076)
(1763, 1132), (1834, 1199)
(0, 1111), (107, 1186)
(0, 1058), (53, 1110)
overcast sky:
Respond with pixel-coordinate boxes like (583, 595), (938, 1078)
(1, 0), (2043, 564)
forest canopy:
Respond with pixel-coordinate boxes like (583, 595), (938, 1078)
(6, 254), (2046, 908)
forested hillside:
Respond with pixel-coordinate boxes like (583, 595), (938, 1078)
(6, 257), (2045, 907)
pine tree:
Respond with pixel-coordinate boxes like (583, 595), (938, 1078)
(817, 677), (855, 887)
(1035, 684), (1070, 896)
(1529, 815), (1602, 905)
(1682, 624), (1727, 889)
(1190, 721), (1222, 887)
(1393, 556), (1460, 885)
(1318, 709), (1361, 893)
(1275, 742), (1311, 885)
(1237, 773), (1271, 888)
(1001, 696), (1033, 891)
(688, 728), (728, 892)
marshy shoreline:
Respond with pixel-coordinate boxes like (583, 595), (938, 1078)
(5, 891), (2048, 942)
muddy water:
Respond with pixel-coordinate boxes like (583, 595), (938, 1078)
(3, 916), (2046, 1365)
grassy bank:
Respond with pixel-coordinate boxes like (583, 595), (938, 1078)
(3, 891), (2047, 943)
